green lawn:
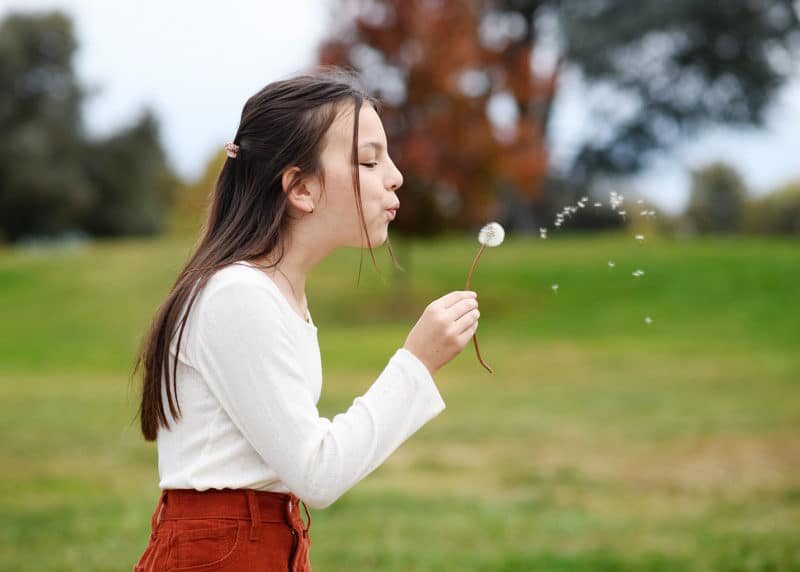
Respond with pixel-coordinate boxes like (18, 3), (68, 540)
(1, 232), (798, 571)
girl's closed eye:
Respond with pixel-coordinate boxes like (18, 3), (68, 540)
(360, 161), (378, 169)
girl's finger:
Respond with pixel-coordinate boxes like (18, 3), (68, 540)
(457, 316), (480, 340)
(440, 291), (477, 309)
(455, 309), (480, 335)
(447, 298), (479, 321)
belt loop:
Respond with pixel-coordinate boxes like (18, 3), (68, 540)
(285, 495), (293, 523)
(301, 500), (311, 537)
(246, 490), (261, 542)
(150, 490), (167, 533)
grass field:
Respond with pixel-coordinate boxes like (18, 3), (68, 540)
(1, 232), (798, 571)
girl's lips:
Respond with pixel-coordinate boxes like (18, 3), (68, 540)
(387, 207), (399, 220)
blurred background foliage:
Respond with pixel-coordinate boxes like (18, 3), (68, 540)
(0, 12), (175, 243)
(1, 3), (799, 243)
(318, 0), (800, 234)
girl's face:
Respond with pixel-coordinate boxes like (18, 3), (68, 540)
(315, 103), (403, 248)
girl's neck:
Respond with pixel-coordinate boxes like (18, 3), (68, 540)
(250, 256), (308, 318)
(252, 237), (326, 320)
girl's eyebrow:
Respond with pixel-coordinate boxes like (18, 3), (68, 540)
(358, 141), (384, 152)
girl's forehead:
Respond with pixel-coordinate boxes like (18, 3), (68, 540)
(327, 104), (384, 147)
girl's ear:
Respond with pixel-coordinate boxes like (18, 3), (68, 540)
(281, 167), (316, 214)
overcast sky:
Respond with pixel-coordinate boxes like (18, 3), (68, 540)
(2, 0), (799, 214)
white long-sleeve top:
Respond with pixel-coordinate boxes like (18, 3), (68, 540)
(157, 261), (445, 509)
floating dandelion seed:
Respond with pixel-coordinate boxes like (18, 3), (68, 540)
(637, 199), (644, 205)
(644, 316), (653, 325)
(551, 284), (559, 294)
(632, 269), (645, 278)
(539, 227), (548, 239)
(608, 261), (616, 269)
(618, 210), (627, 221)
(466, 222), (505, 374)
(640, 210), (649, 216)
(593, 202), (602, 208)
(609, 191), (625, 210)
(635, 234), (645, 242)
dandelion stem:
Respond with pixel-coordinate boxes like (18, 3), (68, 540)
(466, 244), (493, 374)
(466, 244), (485, 290)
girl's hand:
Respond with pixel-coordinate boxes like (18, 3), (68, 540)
(403, 291), (480, 375)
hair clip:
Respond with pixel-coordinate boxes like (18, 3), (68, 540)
(224, 142), (239, 158)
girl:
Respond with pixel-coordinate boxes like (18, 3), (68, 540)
(132, 70), (480, 571)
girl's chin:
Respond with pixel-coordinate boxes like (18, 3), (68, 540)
(356, 227), (388, 249)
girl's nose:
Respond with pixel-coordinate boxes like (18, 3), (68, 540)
(387, 161), (403, 191)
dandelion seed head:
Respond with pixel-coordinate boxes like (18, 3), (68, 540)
(478, 222), (505, 247)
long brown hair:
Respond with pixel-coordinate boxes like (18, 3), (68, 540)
(133, 70), (385, 441)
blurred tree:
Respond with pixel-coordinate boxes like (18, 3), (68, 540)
(0, 12), (92, 241)
(320, 0), (800, 232)
(81, 110), (177, 236)
(0, 11), (175, 242)
(561, 0), (800, 175)
(742, 179), (800, 235)
(320, 0), (555, 233)
(686, 162), (748, 233)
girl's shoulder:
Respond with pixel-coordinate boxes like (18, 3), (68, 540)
(191, 262), (283, 325)
(199, 261), (316, 331)
(203, 261), (274, 298)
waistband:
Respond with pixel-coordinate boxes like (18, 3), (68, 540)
(154, 489), (308, 529)
(149, 488), (312, 564)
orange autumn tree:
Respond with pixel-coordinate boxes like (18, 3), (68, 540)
(319, 0), (558, 235)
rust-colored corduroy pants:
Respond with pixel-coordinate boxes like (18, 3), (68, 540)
(133, 489), (311, 571)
